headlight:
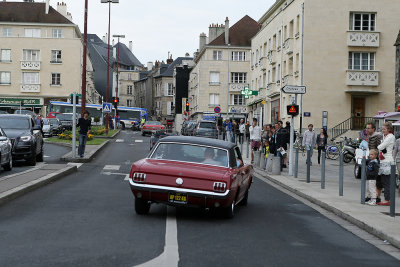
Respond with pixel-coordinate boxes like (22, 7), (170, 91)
(20, 135), (32, 142)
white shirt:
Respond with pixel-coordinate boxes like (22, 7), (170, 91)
(249, 125), (261, 141)
(239, 123), (246, 134)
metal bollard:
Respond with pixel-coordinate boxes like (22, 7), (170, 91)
(259, 152), (265, 169)
(295, 147), (299, 178)
(306, 148), (311, 183)
(339, 151), (344, 196)
(390, 162), (396, 217)
(360, 157), (366, 204)
(321, 151), (326, 189)
(246, 138), (249, 159)
(271, 156), (281, 175)
(254, 150), (261, 167)
(240, 140), (243, 154)
(266, 156), (273, 172)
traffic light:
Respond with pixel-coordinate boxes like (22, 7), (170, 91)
(113, 97), (119, 108)
(287, 104), (299, 116)
(70, 94), (79, 104)
(398, 105), (400, 112)
(185, 101), (189, 112)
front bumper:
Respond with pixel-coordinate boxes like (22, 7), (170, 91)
(12, 145), (34, 160)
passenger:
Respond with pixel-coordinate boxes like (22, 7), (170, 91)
(203, 148), (220, 166)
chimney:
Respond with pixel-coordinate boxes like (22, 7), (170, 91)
(147, 62), (153, 70)
(57, 2), (67, 17)
(102, 35), (106, 43)
(199, 33), (207, 51)
(167, 55), (173, 64)
(45, 0), (50, 14)
(129, 41), (133, 52)
(209, 23), (225, 43)
(225, 17), (229, 45)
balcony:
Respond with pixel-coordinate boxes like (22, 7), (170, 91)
(283, 38), (293, 54)
(347, 31), (380, 47)
(267, 50), (277, 65)
(21, 61), (41, 70)
(282, 74), (294, 86)
(230, 83), (247, 92)
(346, 70), (379, 86)
(21, 84), (40, 93)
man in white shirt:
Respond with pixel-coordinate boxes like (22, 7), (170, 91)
(302, 124), (316, 165)
(249, 118), (262, 163)
(239, 119), (246, 144)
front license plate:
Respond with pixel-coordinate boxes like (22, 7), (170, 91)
(168, 192), (188, 204)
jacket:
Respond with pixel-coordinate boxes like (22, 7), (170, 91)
(377, 133), (395, 163)
(368, 132), (382, 150)
(275, 128), (287, 150)
(366, 159), (380, 180)
(393, 138), (400, 162)
(316, 134), (327, 147)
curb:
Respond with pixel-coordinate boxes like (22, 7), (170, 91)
(61, 140), (110, 163)
(0, 165), (77, 206)
(253, 168), (400, 249)
(95, 129), (121, 139)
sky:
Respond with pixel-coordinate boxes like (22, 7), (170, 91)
(24, 0), (276, 64)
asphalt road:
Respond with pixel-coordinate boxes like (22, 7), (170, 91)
(0, 130), (398, 266)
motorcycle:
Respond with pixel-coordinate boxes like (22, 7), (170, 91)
(343, 138), (358, 163)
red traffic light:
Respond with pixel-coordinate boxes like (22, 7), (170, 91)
(397, 105), (400, 112)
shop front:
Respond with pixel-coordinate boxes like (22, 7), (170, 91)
(0, 97), (43, 114)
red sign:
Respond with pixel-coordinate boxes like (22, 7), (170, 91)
(214, 106), (221, 113)
(287, 105), (299, 116)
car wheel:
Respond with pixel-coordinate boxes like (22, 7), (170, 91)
(135, 198), (151, 215)
(222, 201), (235, 219)
(27, 150), (37, 166)
(142, 132), (145, 136)
(354, 164), (361, 179)
(239, 190), (248, 206)
(3, 154), (12, 171)
(36, 146), (44, 162)
(121, 122), (125, 130)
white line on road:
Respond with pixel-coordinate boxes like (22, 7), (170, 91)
(67, 163), (84, 169)
(101, 171), (128, 176)
(116, 139), (124, 143)
(103, 165), (120, 171)
(44, 155), (51, 158)
(124, 174), (129, 181)
(135, 140), (143, 143)
(135, 206), (179, 267)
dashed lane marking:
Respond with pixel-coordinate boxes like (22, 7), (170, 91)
(116, 139), (124, 143)
(103, 165), (120, 171)
(135, 140), (143, 143)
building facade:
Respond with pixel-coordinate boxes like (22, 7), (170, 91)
(188, 16), (260, 122)
(395, 30), (400, 110)
(0, 1), (82, 114)
(249, 0), (400, 132)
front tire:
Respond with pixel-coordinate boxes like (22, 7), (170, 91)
(135, 198), (150, 215)
(27, 151), (36, 166)
(343, 152), (353, 163)
(36, 146), (44, 162)
(354, 164), (361, 179)
(239, 190), (248, 206)
(3, 154), (12, 171)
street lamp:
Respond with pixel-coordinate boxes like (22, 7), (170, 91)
(112, 34), (125, 129)
(81, 0), (89, 117)
(101, 0), (119, 133)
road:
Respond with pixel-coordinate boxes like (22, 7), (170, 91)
(0, 130), (398, 266)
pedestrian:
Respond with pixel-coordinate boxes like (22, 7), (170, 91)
(226, 119), (233, 143)
(316, 128), (328, 166)
(239, 119), (245, 144)
(302, 124), (316, 166)
(264, 139), (270, 160)
(245, 121), (250, 142)
(232, 120), (238, 144)
(365, 122), (383, 201)
(249, 118), (262, 163)
(116, 114), (121, 129)
(393, 135), (400, 194)
(77, 110), (91, 158)
(365, 149), (380, 205)
(269, 127), (276, 156)
(274, 122), (287, 170)
(283, 121), (291, 167)
(377, 122), (395, 206)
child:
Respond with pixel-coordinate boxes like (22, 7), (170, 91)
(264, 140), (270, 159)
(366, 149), (380, 205)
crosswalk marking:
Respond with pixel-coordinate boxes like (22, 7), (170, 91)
(135, 140), (143, 143)
(103, 165), (120, 170)
(116, 139), (124, 143)
(44, 155), (51, 158)
(124, 174), (129, 181)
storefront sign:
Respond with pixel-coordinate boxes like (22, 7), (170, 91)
(0, 98), (42, 106)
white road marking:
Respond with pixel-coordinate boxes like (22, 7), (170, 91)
(135, 206), (179, 267)
(101, 171), (128, 176)
(44, 155), (51, 158)
(67, 163), (84, 169)
(116, 139), (124, 143)
(135, 140), (143, 143)
(124, 174), (129, 181)
(129, 144), (135, 146)
(103, 165), (120, 171)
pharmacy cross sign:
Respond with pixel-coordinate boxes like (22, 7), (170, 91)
(241, 86), (258, 99)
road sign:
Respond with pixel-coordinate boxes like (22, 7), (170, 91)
(103, 102), (112, 113)
(287, 104), (299, 116)
(281, 85), (306, 94)
(304, 112), (311, 117)
(214, 106), (221, 113)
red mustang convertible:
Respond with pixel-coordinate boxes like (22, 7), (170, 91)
(129, 136), (253, 218)
(141, 121), (165, 136)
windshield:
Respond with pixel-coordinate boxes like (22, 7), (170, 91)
(150, 143), (228, 167)
(56, 114), (73, 120)
(0, 117), (30, 129)
(118, 110), (141, 120)
(199, 122), (216, 129)
(146, 121), (161, 125)
(42, 119), (50, 125)
(49, 119), (59, 125)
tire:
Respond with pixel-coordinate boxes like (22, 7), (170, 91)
(222, 201), (235, 219)
(27, 150), (36, 166)
(142, 132), (145, 136)
(239, 190), (248, 206)
(135, 198), (150, 215)
(36, 146), (44, 162)
(354, 164), (361, 179)
(3, 154), (12, 171)
(121, 122), (125, 130)
(343, 153), (353, 163)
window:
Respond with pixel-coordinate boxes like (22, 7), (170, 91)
(209, 94), (219, 105)
(127, 99), (132, 107)
(0, 72), (11, 85)
(167, 83), (174, 96)
(51, 73), (61, 85)
(209, 72), (220, 84)
(350, 13), (376, 31)
(296, 15), (300, 35)
(23, 50), (40, 61)
(127, 85), (133, 95)
(272, 35), (276, 50)
(128, 73), (132, 80)
(271, 99), (280, 123)
(278, 30), (282, 49)
(156, 83), (161, 96)
(272, 67), (276, 82)
(22, 72), (40, 84)
(289, 20), (294, 38)
(1, 49), (11, 62)
(51, 50), (62, 63)
(24, 28), (41, 38)
(2, 28), (12, 37)
(231, 72), (247, 83)
(52, 29), (63, 38)
(232, 51), (246, 61)
(348, 52), (375, 70)
(232, 94), (245, 105)
(213, 50), (222, 60)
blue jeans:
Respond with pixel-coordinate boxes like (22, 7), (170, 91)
(306, 144), (314, 164)
(78, 134), (88, 157)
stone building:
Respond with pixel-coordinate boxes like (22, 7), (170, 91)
(395, 30), (400, 110)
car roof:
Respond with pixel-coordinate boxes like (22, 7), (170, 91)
(0, 114), (31, 119)
(159, 136), (235, 150)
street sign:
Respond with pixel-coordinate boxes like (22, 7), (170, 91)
(103, 102), (112, 113)
(281, 85), (306, 94)
(304, 112), (311, 117)
(214, 106), (221, 113)
(287, 104), (299, 116)
(241, 87), (259, 99)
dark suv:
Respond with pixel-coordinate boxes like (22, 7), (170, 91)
(193, 120), (219, 139)
(0, 115), (44, 166)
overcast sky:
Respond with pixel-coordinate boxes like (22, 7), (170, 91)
(31, 0), (276, 64)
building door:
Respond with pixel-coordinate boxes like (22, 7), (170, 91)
(271, 99), (280, 124)
(352, 97), (365, 130)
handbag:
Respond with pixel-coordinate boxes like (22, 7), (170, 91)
(379, 151), (385, 160)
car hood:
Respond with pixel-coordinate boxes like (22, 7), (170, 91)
(2, 129), (31, 138)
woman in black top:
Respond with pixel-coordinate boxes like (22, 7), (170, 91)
(316, 128), (328, 165)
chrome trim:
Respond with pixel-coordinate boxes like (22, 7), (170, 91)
(129, 179), (230, 197)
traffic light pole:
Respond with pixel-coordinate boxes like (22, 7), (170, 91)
(289, 114), (294, 176)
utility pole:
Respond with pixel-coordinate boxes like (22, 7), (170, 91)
(81, 0), (88, 117)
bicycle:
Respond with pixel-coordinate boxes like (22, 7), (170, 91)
(326, 137), (353, 162)
(293, 133), (306, 157)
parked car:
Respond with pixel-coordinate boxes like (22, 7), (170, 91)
(14, 109), (36, 118)
(141, 121), (165, 136)
(184, 121), (197, 136)
(42, 118), (54, 137)
(0, 111), (8, 114)
(129, 136), (253, 218)
(56, 113), (75, 131)
(48, 118), (62, 135)
(47, 112), (61, 118)
(0, 114), (44, 166)
(181, 120), (196, 135)
(0, 127), (13, 171)
(193, 120), (219, 139)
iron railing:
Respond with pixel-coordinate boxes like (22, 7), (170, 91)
(329, 117), (374, 140)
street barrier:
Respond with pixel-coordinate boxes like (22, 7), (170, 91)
(321, 151), (326, 189)
(306, 149), (311, 183)
(271, 156), (281, 175)
(254, 150), (261, 167)
(361, 157), (366, 204)
(294, 147), (299, 178)
(339, 151), (344, 196)
(266, 157), (273, 172)
(259, 152), (265, 169)
(390, 162), (396, 217)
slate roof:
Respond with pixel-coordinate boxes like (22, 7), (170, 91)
(0, 2), (73, 24)
(114, 42), (143, 68)
(395, 30), (400, 46)
(208, 15), (260, 47)
(155, 57), (193, 78)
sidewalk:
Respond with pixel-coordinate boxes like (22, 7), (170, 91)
(242, 145), (400, 249)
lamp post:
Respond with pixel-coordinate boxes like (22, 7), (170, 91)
(112, 34), (125, 111)
(81, 0), (88, 117)
(101, 0), (119, 133)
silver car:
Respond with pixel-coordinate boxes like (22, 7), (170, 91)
(0, 127), (12, 171)
(42, 118), (54, 137)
